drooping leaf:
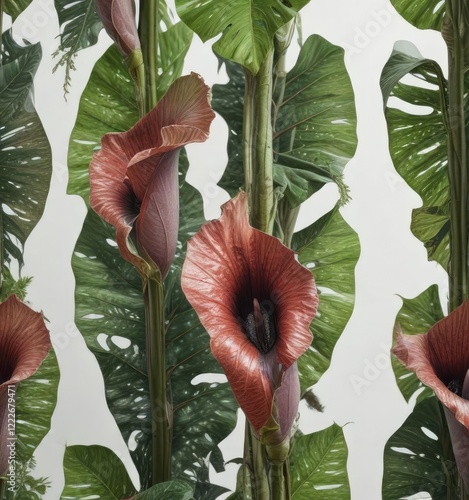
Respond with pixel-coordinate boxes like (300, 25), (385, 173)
(382, 396), (458, 499)
(174, 0), (309, 74)
(380, 49), (445, 105)
(0, 32), (52, 269)
(290, 424), (350, 499)
(382, 48), (450, 269)
(61, 445), (137, 499)
(293, 208), (360, 390)
(392, 285), (445, 405)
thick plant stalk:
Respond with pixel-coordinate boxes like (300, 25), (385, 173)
(446, 0), (468, 313)
(139, 0), (159, 113)
(244, 50), (275, 234)
(143, 274), (172, 484)
(244, 423), (270, 499)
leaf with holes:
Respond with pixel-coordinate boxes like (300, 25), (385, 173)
(382, 396), (458, 499)
(174, 0), (309, 74)
(392, 285), (445, 405)
(0, 32), (51, 269)
(290, 424), (350, 499)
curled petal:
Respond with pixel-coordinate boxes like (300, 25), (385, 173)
(393, 300), (469, 430)
(95, 0), (140, 57)
(182, 192), (317, 432)
(0, 295), (51, 474)
(90, 73), (215, 277)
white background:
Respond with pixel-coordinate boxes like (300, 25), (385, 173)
(5, 0), (449, 498)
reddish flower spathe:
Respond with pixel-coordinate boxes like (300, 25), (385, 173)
(0, 295), (51, 475)
(181, 193), (318, 443)
(89, 73), (215, 278)
(95, 0), (140, 58)
(393, 299), (469, 488)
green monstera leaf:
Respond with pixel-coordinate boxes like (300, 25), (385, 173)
(290, 424), (350, 499)
(382, 397), (458, 499)
(212, 34), (356, 206)
(381, 48), (451, 270)
(293, 209), (359, 390)
(390, 0), (445, 31)
(0, 32), (52, 270)
(392, 285), (444, 405)
(174, 0), (309, 74)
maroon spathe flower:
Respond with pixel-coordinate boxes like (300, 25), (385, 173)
(181, 193), (318, 444)
(0, 295), (51, 475)
(89, 73), (215, 278)
(393, 300), (469, 489)
(94, 0), (140, 58)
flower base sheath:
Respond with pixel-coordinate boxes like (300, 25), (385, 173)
(181, 192), (318, 444)
(393, 299), (469, 490)
(89, 73), (215, 278)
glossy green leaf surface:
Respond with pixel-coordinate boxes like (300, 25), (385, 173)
(62, 445), (137, 499)
(3, 0), (34, 20)
(390, 0), (445, 31)
(392, 285), (444, 404)
(294, 209), (359, 390)
(383, 50), (449, 269)
(274, 34), (356, 206)
(133, 480), (194, 500)
(174, 0), (308, 74)
(290, 424), (350, 499)
(0, 32), (52, 268)
(212, 35), (356, 206)
(382, 397), (457, 499)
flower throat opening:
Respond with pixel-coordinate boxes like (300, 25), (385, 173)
(244, 298), (277, 353)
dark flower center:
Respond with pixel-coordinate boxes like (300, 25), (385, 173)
(244, 298), (277, 354)
(448, 379), (462, 396)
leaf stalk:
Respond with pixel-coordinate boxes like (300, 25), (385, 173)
(143, 274), (172, 485)
(446, 0), (468, 312)
(139, 0), (159, 113)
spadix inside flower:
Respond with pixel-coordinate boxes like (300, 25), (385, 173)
(181, 192), (318, 438)
(393, 299), (469, 489)
(0, 295), (51, 475)
(90, 73), (215, 278)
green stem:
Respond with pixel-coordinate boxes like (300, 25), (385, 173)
(143, 274), (172, 484)
(139, 0), (159, 113)
(269, 462), (286, 500)
(244, 422), (269, 500)
(446, 1), (468, 312)
(244, 51), (275, 233)
(0, 478), (5, 500)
